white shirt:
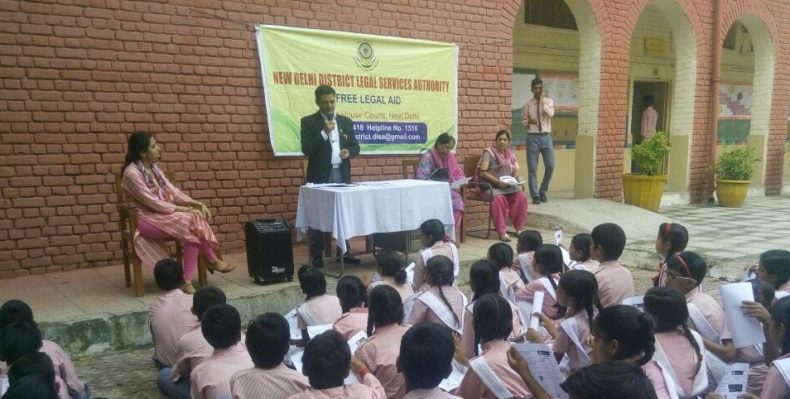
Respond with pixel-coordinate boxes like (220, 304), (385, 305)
(320, 114), (342, 165)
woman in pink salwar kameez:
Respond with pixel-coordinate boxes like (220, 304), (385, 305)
(122, 131), (233, 293)
(473, 130), (528, 242)
(415, 133), (466, 230)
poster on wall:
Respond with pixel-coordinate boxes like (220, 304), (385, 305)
(718, 83), (752, 118)
(255, 25), (458, 155)
(511, 72), (578, 113)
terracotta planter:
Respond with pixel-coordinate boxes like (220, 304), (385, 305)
(622, 173), (667, 212)
(716, 179), (749, 207)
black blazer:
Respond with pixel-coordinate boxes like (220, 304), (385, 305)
(300, 111), (360, 184)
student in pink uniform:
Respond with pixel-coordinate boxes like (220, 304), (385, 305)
(653, 223), (689, 287)
(740, 279), (774, 395)
(190, 304), (253, 399)
(149, 259), (200, 370)
(488, 243), (525, 302)
(0, 300), (88, 399)
(398, 323), (462, 399)
(515, 244), (564, 320)
(333, 276), (369, 340)
(412, 220), (459, 291)
(590, 223), (634, 308)
(462, 261), (526, 359)
(3, 350), (61, 399)
(456, 294), (531, 399)
(739, 296), (790, 399)
(644, 287), (707, 399)
(287, 330), (387, 399)
(355, 285), (410, 399)
(665, 251), (736, 383)
(527, 270), (601, 373)
(756, 250), (790, 299)
(514, 230), (542, 283)
(368, 250), (414, 303)
(566, 233), (598, 273)
(165, 286), (227, 399)
(408, 256), (467, 334)
(230, 313), (309, 399)
(294, 267), (343, 343)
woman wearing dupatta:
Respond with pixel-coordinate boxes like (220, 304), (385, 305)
(121, 131), (233, 294)
(473, 129), (528, 242)
(415, 133), (466, 230)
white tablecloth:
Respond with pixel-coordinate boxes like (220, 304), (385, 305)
(295, 179), (456, 253)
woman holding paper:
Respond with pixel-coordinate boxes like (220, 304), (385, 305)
(473, 129), (528, 242)
(416, 133), (466, 231)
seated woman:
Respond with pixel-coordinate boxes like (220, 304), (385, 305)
(473, 129), (528, 242)
(122, 131), (233, 293)
(415, 133), (466, 231)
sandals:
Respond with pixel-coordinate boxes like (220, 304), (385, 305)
(181, 282), (196, 294)
(207, 259), (236, 274)
(500, 235), (511, 242)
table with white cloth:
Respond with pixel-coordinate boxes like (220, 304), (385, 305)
(295, 179), (456, 275)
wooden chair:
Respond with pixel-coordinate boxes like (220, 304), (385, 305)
(114, 171), (208, 297)
(462, 155), (495, 239)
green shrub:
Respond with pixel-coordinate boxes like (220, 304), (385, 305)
(632, 132), (670, 176)
(715, 146), (759, 180)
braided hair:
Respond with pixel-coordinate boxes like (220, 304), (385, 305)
(643, 287), (702, 372)
(665, 251), (707, 285)
(374, 249), (408, 285)
(469, 260), (500, 302)
(472, 294), (512, 356)
(366, 285), (404, 337)
(535, 244), (565, 314)
(657, 223), (689, 264)
(592, 305), (656, 366)
(570, 233), (593, 262)
(558, 270), (602, 326)
(426, 255), (460, 329)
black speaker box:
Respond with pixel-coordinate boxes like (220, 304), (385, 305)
(244, 218), (294, 284)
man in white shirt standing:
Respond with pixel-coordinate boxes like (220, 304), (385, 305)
(640, 94), (659, 141)
(521, 78), (555, 205)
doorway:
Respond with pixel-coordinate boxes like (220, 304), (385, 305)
(630, 81), (670, 145)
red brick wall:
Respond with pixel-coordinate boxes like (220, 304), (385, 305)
(1, 0), (789, 277)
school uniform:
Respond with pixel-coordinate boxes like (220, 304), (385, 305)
(455, 339), (532, 399)
(461, 299), (526, 359)
(642, 360), (677, 399)
(355, 324), (410, 399)
(568, 259), (599, 273)
(286, 373), (388, 399)
(149, 289), (199, 368)
(552, 311), (592, 372)
(297, 295), (343, 329)
(594, 260), (634, 308)
(190, 341), (254, 399)
(408, 286), (467, 334)
(403, 388), (462, 399)
(499, 268), (525, 302)
(412, 241), (460, 291)
(171, 327), (214, 380)
(369, 276), (414, 303)
(514, 251), (536, 283)
(653, 329), (708, 398)
(230, 364), (310, 399)
(333, 308), (369, 339)
(760, 353), (790, 399)
(514, 274), (562, 320)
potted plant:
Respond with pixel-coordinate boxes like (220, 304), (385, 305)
(623, 132), (670, 212)
(715, 146), (758, 207)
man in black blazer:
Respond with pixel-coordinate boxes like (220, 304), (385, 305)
(301, 85), (361, 268)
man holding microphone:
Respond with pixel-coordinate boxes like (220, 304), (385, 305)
(521, 78), (555, 205)
(301, 85), (361, 268)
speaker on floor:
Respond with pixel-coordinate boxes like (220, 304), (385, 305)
(244, 218), (294, 284)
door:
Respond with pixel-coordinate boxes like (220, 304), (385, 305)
(630, 81), (669, 145)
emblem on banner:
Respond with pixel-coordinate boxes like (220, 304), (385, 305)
(354, 40), (379, 71)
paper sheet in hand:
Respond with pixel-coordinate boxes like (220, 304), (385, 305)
(290, 349), (305, 372)
(439, 359), (467, 392)
(405, 262), (416, 289)
(285, 309), (302, 339)
(346, 330), (368, 354)
(554, 229), (562, 245)
(499, 176), (525, 186)
(622, 295), (645, 312)
(514, 342), (569, 399)
(450, 177), (471, 190)
(529, 291), (545, 331)
(714, 362), (749, 398)
(307, 324), (333, 339)
(720, 282), (766, 348)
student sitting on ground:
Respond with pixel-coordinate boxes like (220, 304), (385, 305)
(590, 223), (634, 307)
(0, 300), (88, 399)
(190, 304), (253, 399)
(295, 267), (343, 342)
(514, 230), (542, 283)
(162, 285), (227, 399)
(514, 244), (564, 320)
(3, 351), (59, 399)
(488, 243), (524, 302)
(0, 321), (58, 399)
(368, 249), (414, 303)
(287, 330), (387, 399)
(756, 250), (790, 300)
(566, 233), (598, 273)
(333, 276), (369, 339)
(412, 219), (459, 291)
(398, 322), (462, 399)
(653, 222), (688, 287)
(149, 259), (199, 370)
(456, 294), (531, 399)
(230, 313), (309, 399)
(561, 362), (659, 399)
(408, 256), (467, 334)
(355, 285), (410, 399)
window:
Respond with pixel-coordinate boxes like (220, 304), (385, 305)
(525, 0), (577, 30)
